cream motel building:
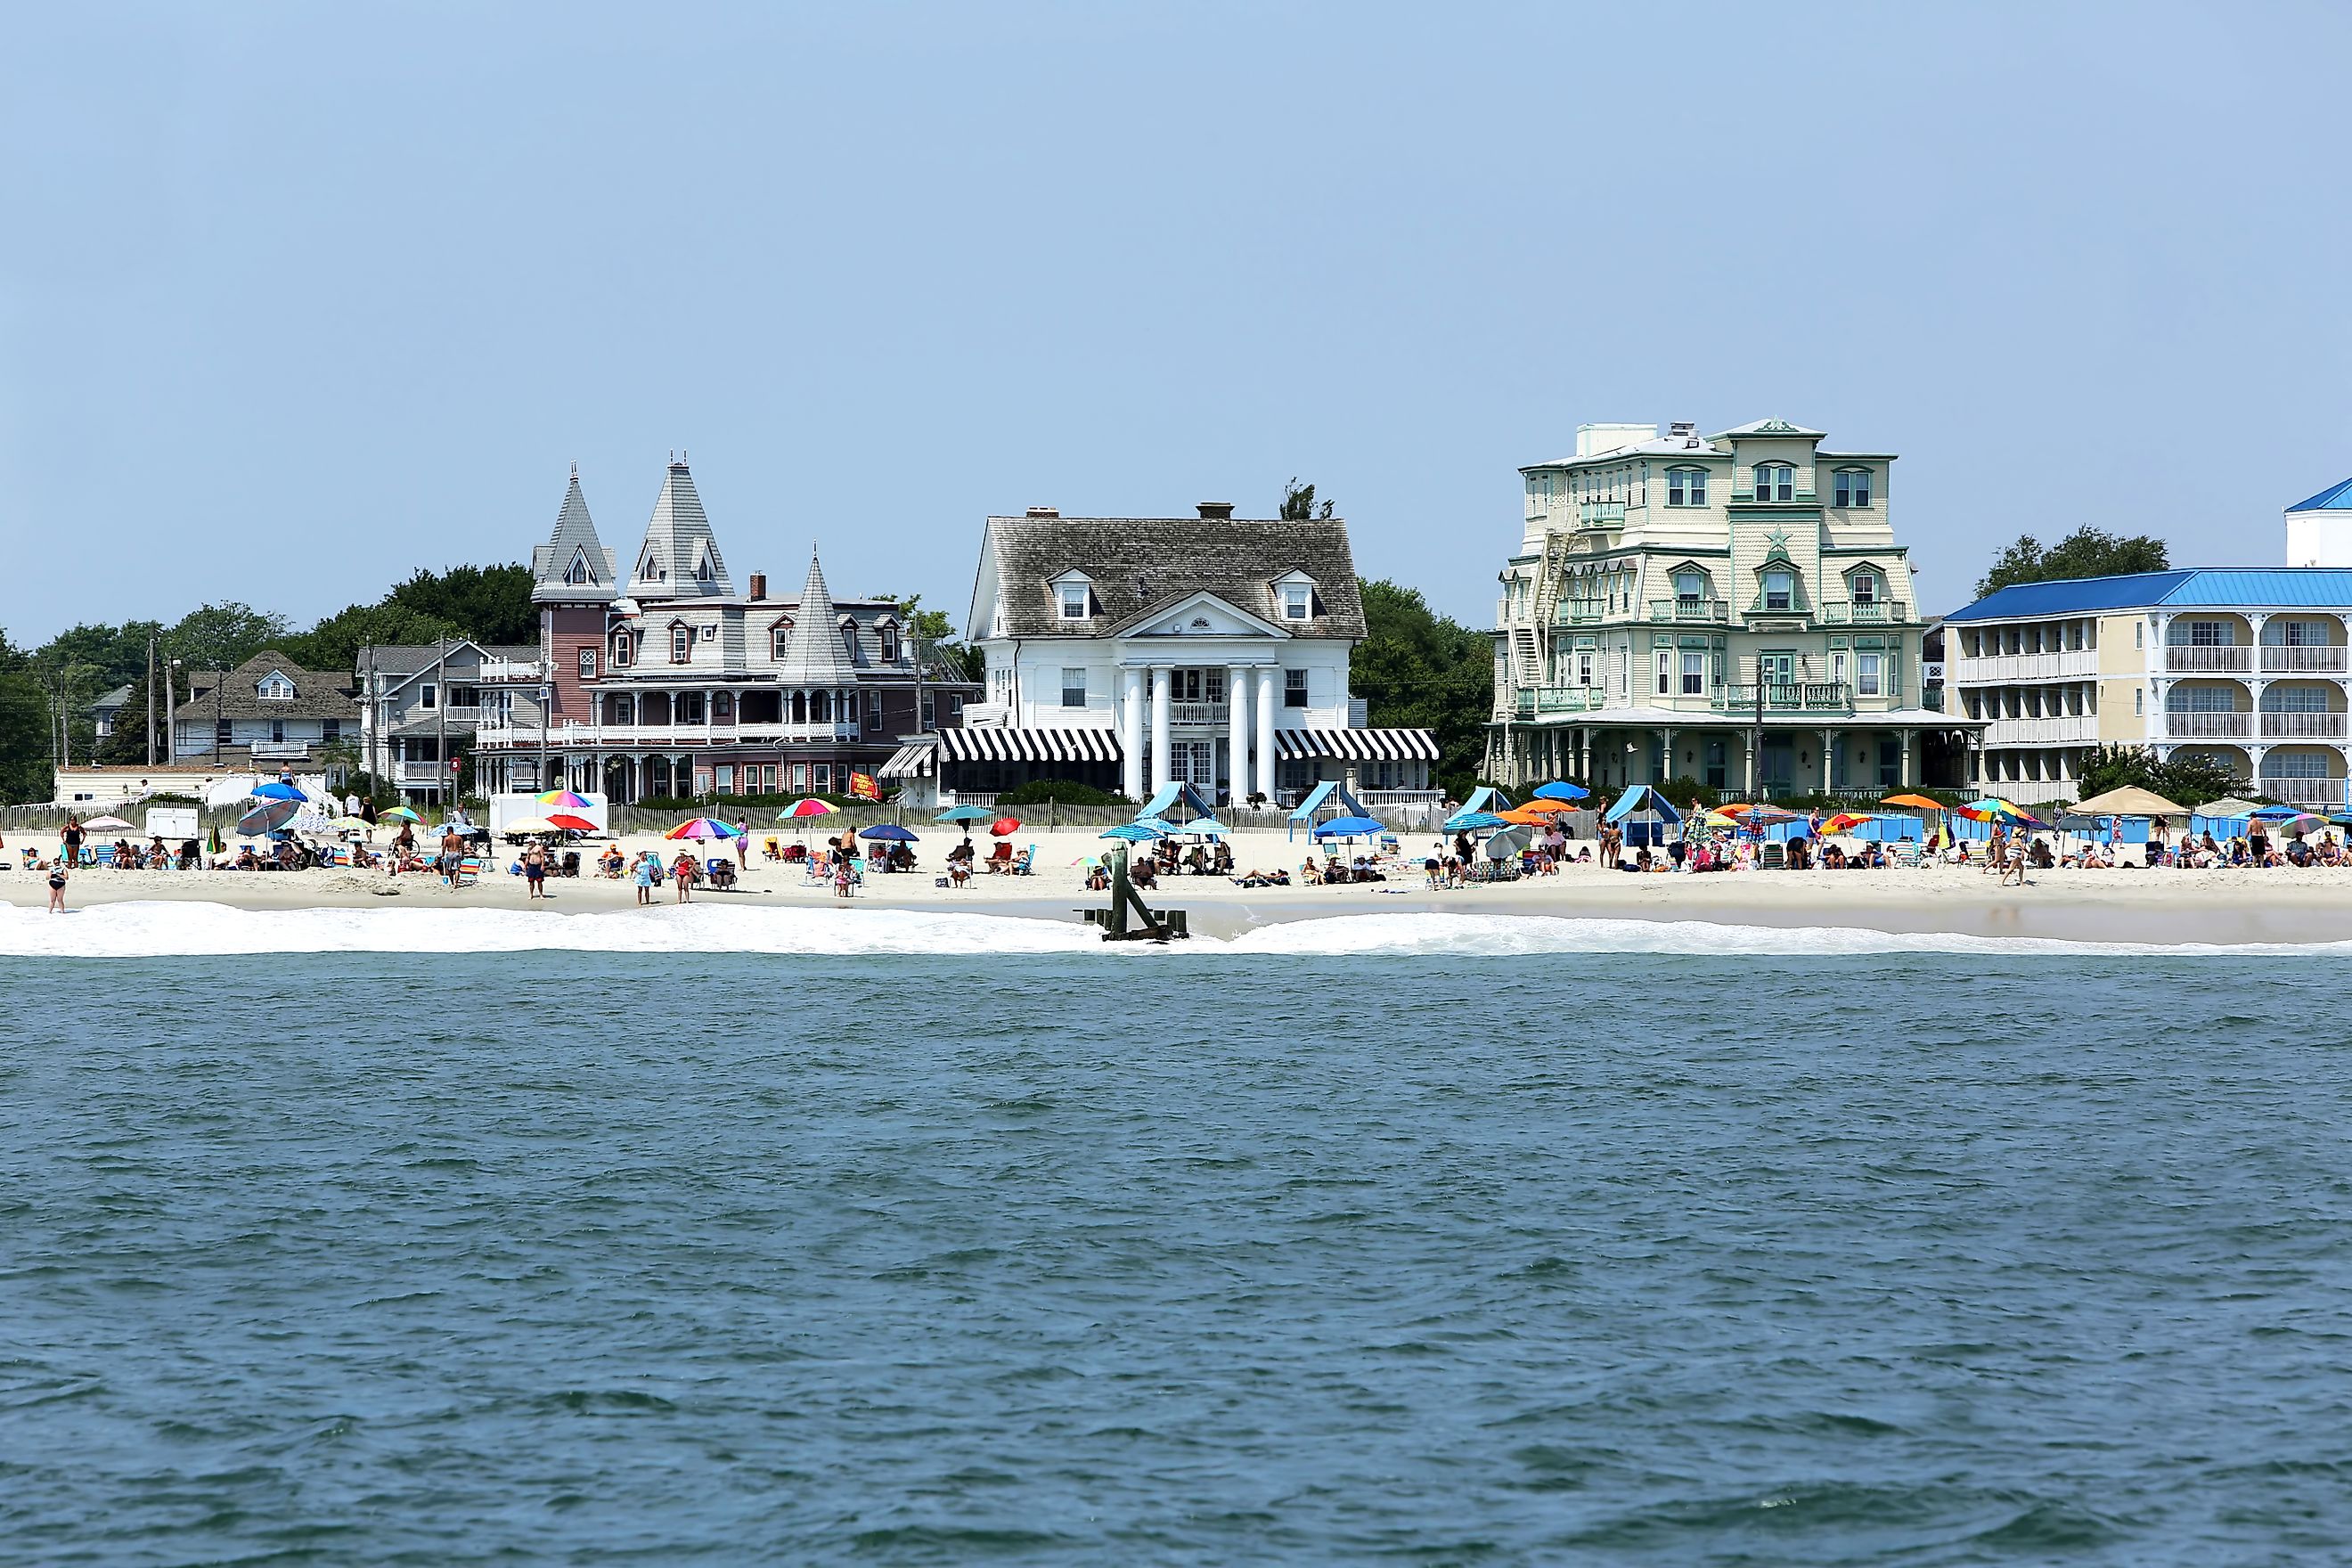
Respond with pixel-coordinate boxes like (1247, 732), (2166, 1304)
(1942, 476), (2352, 808)
(1485, 419), (1978, 796)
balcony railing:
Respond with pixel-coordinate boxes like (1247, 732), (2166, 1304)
(1952, 649), (2099, 682)
(1577, 501), (1626, 528)
(249, 740), (312, 760)
(1985, 715), (2097, 745)
(1559, 600), (1605, 624)
(1647, 598), (1730, 623)
(2255, 776), (2348, 808)
(1170, 701), (1228, 726)
(1819, 600), (1911, 625)
(2259, 711), (2348, 739)
(474, 721), (863, 748)
(2163, 646), (2252, 673)
(1745, 596), (1812, 618)
(1711, 682), (1856, 714)
(1510, 686), (1608, 718)
(2259, 645), (2349, 673)
(478, 659), (544, 682)
(395, 761), (453, 786)
(2157, 712), (2251, 738)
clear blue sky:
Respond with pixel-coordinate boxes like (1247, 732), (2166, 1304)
(4, 2), (2347, 646)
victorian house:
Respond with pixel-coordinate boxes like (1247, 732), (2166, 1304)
(466, 460), (975, 802)
(1486, 419), (1980, 796)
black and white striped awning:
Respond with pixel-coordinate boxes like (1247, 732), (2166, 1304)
(936, 725), (1123, 764)
(878, 740), (935, 779)
(1274, 727), (1440, 762)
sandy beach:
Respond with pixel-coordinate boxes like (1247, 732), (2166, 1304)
(10, 825), (2352, 944)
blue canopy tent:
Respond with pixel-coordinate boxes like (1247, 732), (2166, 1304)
(1288, 780), (1370, 842)
(1137, 781), (1219, 828)
(1602, 785), (1682, 849)
(1456, 785), (1514, 817)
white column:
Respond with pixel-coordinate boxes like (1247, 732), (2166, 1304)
(1120, 668), (1144, 800)
(1255, 667), (1278, 800)
(1149, 666), (1172, 793)
(1227, 665), (1250, 806)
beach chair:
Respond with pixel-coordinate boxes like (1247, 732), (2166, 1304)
(1759, 841), (1786, 870)
(92, 845), (116, 867)
(454, 855), (483, 887)
(1011, 845), (1034, 876)
(1891, 839), (1923, 868)
(705, 856), (737, 890)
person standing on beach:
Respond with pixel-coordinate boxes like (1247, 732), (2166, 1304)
(734, 816), (750, 869)
(633, 851), (656, 905)
(47, 859), (68, 912)
(522, 839), (548, 899)
(439, 824), (464, 887)
(673, 849), (695, 902)
(61, 815), (83, 867)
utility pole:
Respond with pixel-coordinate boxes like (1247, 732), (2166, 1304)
(213, 665), (224, 765)
(146, 631), (158, 765)
(434, 637), (448, 809)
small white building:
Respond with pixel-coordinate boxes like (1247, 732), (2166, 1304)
(890, 503), (1435, 807)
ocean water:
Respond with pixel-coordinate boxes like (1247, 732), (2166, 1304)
(4, 907), (2350, 1564)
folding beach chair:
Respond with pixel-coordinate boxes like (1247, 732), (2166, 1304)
(1759, 841), (1786, 870)
(453, 855), (484, 887)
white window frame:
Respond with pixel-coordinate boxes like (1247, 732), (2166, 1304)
(1059, 584), (1090, 620)
(1755, 462), (1794, 502)
(1283, 584), (1311, 621)
(1060, 667), (1088, 708)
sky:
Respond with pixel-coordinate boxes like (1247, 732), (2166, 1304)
(4, 2), (2348, 647)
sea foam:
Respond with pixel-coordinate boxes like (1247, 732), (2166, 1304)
(0, 901), (2340, 961)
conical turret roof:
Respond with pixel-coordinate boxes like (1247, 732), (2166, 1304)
(628, 458), (732, 600)
(530, 468), (618, 603)
(774, 552), (859, 686)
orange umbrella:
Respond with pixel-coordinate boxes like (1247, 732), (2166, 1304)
(1880, 793), (1944, 811)
(1498, 806), (1552, 826)
(1822, 812), (1872, 834)
(1715, 802), (1760, 816)
(1514, 797), (1582, 816)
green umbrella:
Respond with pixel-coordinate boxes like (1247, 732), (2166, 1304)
(935, 805), (996, 824)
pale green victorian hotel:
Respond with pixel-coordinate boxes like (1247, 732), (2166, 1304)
(1485, 418), (1980, 796)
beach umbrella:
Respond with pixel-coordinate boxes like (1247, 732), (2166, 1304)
(251, 780), (309, 803)
(331, 814), (372, 830)
(504, 815), (562, 834)
(381, 804), (421, 822)
(989, 816), (1022, 837)
(1312, 814), (1386, 839)
(935, 805), (995, 824)
(2071, 785), (2189, 819)
(82, 815), (135, 830)
(859, 823), (918, 842)
(780, 797), (837, 820)
(544, 813), (597, 833)
(1497, 805), (1552, 827)
(1174, 815), (1228, 837)
(1514, 798), (1582, 817)
(1880, 793), (1945, 811)
(2261, 810), (2327, 835)
(237, 799), (299, 836)
(666, 816), (742, 841)
(1484, 825), (1536, 859)
(1699, 809), (1742, 829)
(1443, 810), (1510, 832)
(1822, 812), (1873, 834)
(1532, 781), (1589, 801)
(1954, 796), (2030, 822)
(535, 789), (593, 809)
(2250, 804), (2313, 823)
(1101, 821), (1164, 842)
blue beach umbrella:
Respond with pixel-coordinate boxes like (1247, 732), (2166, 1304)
(1443, 810), (1509, 832)
(1176, 815), (1228, 837)
(859, 823), (918, 842)
(1532, 781), (1589, 801)
(1312, 814), (1386, 839)
(1100, 822), (1164, 843)
(236, 799), (299, 836)
(251, 780), (308, 803)
(935, 805), (995, 824)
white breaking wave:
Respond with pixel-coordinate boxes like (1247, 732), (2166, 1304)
(0, 901), (2339, 961)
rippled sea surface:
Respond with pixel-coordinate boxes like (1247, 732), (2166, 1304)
(6, 949), (2350, 1564)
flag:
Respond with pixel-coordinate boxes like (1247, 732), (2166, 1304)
(849, 771), (880, 801)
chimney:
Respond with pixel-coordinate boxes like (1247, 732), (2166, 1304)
(1026, 505), (1059, 519)
(1196, 501), (1236, 520)
(748, 572), (767, 600)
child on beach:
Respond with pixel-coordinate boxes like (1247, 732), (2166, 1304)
(633, 852), (656, 904)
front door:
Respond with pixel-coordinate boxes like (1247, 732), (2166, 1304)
(1758, 651), (1795, 690)
(1172, 740), (1216, 790)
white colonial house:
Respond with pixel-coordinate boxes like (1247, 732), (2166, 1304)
(883, 503), (1436, 807)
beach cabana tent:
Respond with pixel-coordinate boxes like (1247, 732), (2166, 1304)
(1602, 785), (1682, 848)
(2070, 786), (2188, 820)
(1138, 781), (1219, 828)
(1287, 780), (1369, 842)
(1455, 785), (1513, 817)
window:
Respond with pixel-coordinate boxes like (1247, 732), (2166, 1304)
(1681, 651), (1704, 695)
(1060, 584), (1090, 620)
(257, 674), (295, 701)
(613, 633), (633, 667)
(2135, 689), (2144, 715)
(216, 717), (232, 744)
(1754, 462), (1794, 502)
(671, 625), (692, 663)
(323, 718), (339, 741)
(880, 625), (900, 664)
(1576, 650), (1594, 686)
(1061, 666), (1087, 707)
(420, 682), (437, 710)
(1655, 649), (1671, 695)
(565, 551), (592, 585)
(1858, 653), (1883, 696)
(1850, 572), (1880, 604)
(841, 623), (859, 660)
(1284, 669), (1308, 708)
(867, 699), (883, 732)
(772, 625), (791, 659)
(1283, 584), (1311, 621)
(1674, 570), (1703, 608)
(1666, 467), (1707, 507)
(1833, 469), (1873, 507)
(2167, 687), (2240, 713)
(1763, 570), (1794, 612)
(270, 719), (286, 743)
(579, 648), (596, 681)
(2179, 619), (2235, 647)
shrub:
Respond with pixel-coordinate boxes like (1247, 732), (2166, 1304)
(994, 779), (1131, 807)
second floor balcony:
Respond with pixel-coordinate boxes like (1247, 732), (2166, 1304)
(1647, 597), (1730, 624)
(1510, 686), (1608, 719)
(1819, 599), (1911, 625)
(1711, 682), (1858, 715)
(2163, 645), (2252, 673)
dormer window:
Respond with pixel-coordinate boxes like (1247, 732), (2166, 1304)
(878, 623), (901, 664)
(257, 673), (296, 701)
(565, 550), (592, 585)
(1059, 584), (1090, 620)
(1754, 463), (1794, 502)
(771, 622), (793, 659)
(693, 548), (715, 586)
(1673, 569), (1706, 608)
(1666, 467), (1708, 507)
(1763, 569), (1795, 612)
(670, 625), (692, 664)
(1833, 468), (1873, 508)
(840, 620), (860, 660)
(1850, 570), (1881, 604)
(612, 632), (633, 667)
(1283, 584), (1311, 621)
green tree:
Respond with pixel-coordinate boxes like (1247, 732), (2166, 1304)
(2071, 742), (2244, 807)
(1279, 478), (1335, 520)
(168, 602), (290, 673)
(281, 600), (466, 673)
(385, 563), (536, 646)
(0, 628), (50, 803)
(1350, 578), (1493, 797)
(1974, 527), (2170, 600)
(887, 592), (973, 682)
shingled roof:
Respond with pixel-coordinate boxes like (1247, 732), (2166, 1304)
(176, 652), (361, 723)
(977, 514), (1367, 640)
(531, 469), (619, 604)
(628, 460), (732, 600)
(772, 553), (860, 686)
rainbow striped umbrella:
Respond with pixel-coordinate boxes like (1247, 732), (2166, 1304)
(535, 789), (592, 809)
(665, 817), (742, 841)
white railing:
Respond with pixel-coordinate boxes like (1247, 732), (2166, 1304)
(2256, 776), (2348, 807)
(1170, 702), (1229, 726)
(2259, 646), (2349, 673)
(478, 659), (543, 682)
(2164, 646), (2252, 673)
(395, 761), (451, 786)
(2157, 712), (2252, 739)
(249, 740), (311, 760)
(1951, 649), (2099, 682)
(1983, 715), (2096, 745)
(2259, 711), (2348, 739)
(472, 722), (862, 748)
(410, 704), (493, 729)
(1980, 779), (2074, 806)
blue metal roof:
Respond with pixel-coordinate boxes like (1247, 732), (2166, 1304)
(1947, 568), (2352, 619)
(2287, 476), (2352, 512)
(1942, 571), (2193, 621)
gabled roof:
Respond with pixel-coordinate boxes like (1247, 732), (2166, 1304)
(2288, 476), (2352, 513)
(628, 460), (732, 600)
(1713, 417), (1825, 440)
(1943, 571), (2195, 621)
(772, 554), (859, 685)
(530, 470), (619, 604)
(1945, 568), (2352, 621)
(175, 651), (360, 722)
(976, 514), (1367, 640)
